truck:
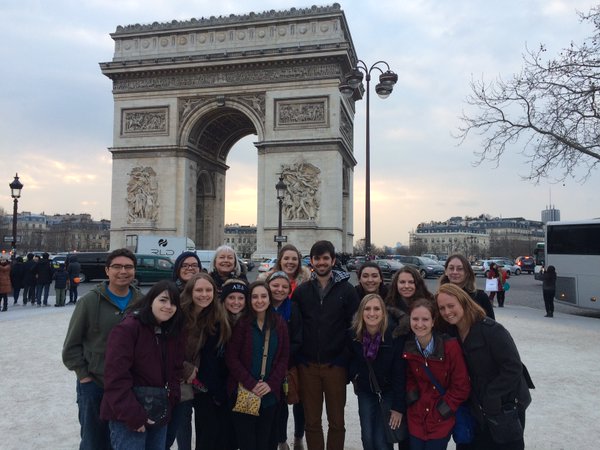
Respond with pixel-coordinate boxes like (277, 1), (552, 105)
(128, 235), (195, 261)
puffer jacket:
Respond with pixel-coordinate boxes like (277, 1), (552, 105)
(0, 263), (12, 294)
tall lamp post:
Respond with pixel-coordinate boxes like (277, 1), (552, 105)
(339, 60), (398, 257)
(275, 175), (287, 254)
(9, 173), (24, 261)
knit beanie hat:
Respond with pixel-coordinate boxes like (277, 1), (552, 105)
(220, 279), (249, 302)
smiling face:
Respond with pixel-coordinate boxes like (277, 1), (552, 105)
(268, 278), (290, 307)
(279, 250), (299, 277)
(192, 277), (214, 311)
(410, 305), (434, 342)
(397, 271), (416, 299)
(179, 256), (200, 282)
(362, 297), (384, 332)
(224, 292), (246, 315)
(311, 253), (334, 278)
(251, 285), (270, 316)
(215, 249), (236, 275)
(445, 257), (467, 286)
(105, 255), (136, 291)
(360, 267), (382, 294)
(151, 290), (177, 324)
(437, 292), (466, 328)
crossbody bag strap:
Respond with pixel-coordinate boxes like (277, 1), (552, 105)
(365, 359), (383, 401)
(259, 327), (271, 380)
(421, 362), (446, 395)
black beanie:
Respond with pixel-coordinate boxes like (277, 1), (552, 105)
(220, 280), (249, 302)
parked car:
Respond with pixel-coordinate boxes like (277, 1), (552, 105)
(398, 255), (445, 279)
(241, 258), (255, 272)
(375, 259), (404, 280)
(492, 258), (521, 276)
(472, 259), (520, 277)
(258, 258), (277, 273)
(346, 256), (366, 271)
(134, 254), (174, 285)
(515, 256), (535, 274)
(471, 259), (493, 277)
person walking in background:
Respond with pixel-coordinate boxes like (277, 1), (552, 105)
(291, 240), (360, 450)
(541, 265), (557, 318)
(100, 280), (185, 449)
(225, 281), (290, 450)
(34, 252), (53, 306)
(439, 254), (494, 319)
(22, 253), (37, 306)
(172, 251), (202, 292)
(0, 257), (12, 312)
(53, 263), (69, 307)
(348, 294), (407, 450)
(403, 299), (470, 450)
(67, 255), (81, 304)
(10, 255), (24, 305)
(62, 248), (143, 450)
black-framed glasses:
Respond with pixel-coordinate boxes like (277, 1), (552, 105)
(181, 263), (199, 270)
(109, 264), (135, 271)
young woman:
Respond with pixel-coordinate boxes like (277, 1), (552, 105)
(167, 273), (232, 450)
(386, 266), (434, 312)
(349, 294), (406, 450)
(486, 263), (508, 308)
(221, 278), (249, 326)
(210, 245), (248, 294)
(541, 265), (557, 317)
(355, 262), (389, 300)
(436, 283), (532, 450)
(266, 271), (305, 450)
(402, 299), (470, 450)
(260, 244), (311, 294)
(439, 254), (494, 319)
(100, 280), (185, 450)
(225, 281), (290, 450)
(172, 251), (202, 292)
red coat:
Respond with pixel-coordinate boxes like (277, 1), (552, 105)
(403, 333), (470, 440)
(100, 314), (185, 430)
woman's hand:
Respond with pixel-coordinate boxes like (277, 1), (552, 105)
(389, 410), (402, 429)
(252, 381), (272, 397)
(135, 418), (155, 433)
(186, 367), (198, 384)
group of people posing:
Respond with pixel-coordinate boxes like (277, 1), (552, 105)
(61, 243), (533, 450)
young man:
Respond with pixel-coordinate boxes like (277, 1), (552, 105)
(62, 248), (143, 450)
(291, 240), (359, 450)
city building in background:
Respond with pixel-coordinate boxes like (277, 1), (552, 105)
(224, 224), (257, 258)
(541, 205), (561, 223)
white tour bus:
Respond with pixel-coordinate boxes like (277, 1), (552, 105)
(545, 219), (600, 310)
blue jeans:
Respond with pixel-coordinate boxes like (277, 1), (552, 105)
(165, 399), (193, 450)
(13, 287), (21, 303)
(357, 390), (394, 450)
(76, 380), (111, 450)
(409, 435), (450, 450)
(36, 283), (51, 304)
(109, 420), (166, 450)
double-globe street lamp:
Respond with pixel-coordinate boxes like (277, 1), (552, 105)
(339, 60), (398, 257)
(275, 175), (288, 254)
(9, 173), (24, 261)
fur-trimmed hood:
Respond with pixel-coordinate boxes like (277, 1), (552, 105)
(387, 304), (410, 338)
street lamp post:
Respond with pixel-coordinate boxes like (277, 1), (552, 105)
(275, 175), (287, 254)
(9, 173), (24, 261)
(339, 60), (398, 257)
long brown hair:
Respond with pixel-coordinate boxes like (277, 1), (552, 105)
(438, 254), (477, 293)
(352, 294), (388, 341)
(434, 283), (485, 330)
(385, 266), (433, 310)
(275, 244), (303, 279)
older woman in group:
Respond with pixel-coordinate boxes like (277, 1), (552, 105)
(260, 244), (311, 294)
(210, 246), (248, 294)
(438, 254), (494, 319)
(436, 284), (533, 450)
(355, 262), (389, 300)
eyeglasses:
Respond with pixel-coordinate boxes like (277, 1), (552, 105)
(181, 263), (199, 270)
(109, 264), (135, 271)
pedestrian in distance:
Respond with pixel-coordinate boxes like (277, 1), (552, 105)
(10, 255), (24, 305)
(22, 253), (37, 306)
(62, 248), (143, 450)
(100, 280), (186, 450)
(402, 298), (470, 450)
(225, 281), (290, 450)
(486, 263), (509, 308)
(0, 257), (12, 312)
(34, 252), (53, 306)
(52, 262), (69, 307)
(436, 283), (533, 450)
(541, 265), (557, 318)
(348, 293), (407, 450)
(67, 255), (82, 304)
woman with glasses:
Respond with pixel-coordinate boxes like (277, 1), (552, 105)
(172, 252), (202, 292)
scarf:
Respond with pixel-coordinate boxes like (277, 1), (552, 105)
(362, 332), (382, 361)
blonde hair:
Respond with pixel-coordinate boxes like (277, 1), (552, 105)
(352, 294), (388, 341)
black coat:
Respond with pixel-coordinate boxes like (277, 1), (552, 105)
(34, 259), (53, 284)
(469, 289), (495, 320)
(22, 260), (37, 286)
(10, 262), (25, 289)
(461, 318), (531, 424)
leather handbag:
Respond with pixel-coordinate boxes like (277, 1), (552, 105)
(232, 327), (271, 416)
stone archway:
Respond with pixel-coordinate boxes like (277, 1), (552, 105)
(101, 4), (358, 256)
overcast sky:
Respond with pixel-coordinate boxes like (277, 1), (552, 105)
(1, 0), (599, 248)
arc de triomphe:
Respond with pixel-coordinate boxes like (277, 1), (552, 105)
(100, 4), (358, 257)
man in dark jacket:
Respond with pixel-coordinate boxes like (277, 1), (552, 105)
(67, 255), (81, 304)
(22, 253), (37, 305)
(10, 256), (25, 305)
(291, 240), (359, 450)
(34, 252), (53, 306)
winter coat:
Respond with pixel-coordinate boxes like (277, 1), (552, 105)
(542, 270), (557, 292)
(10, 261), (25, 289)
(291, 270), (360, 365)
(22, 258), (37, 286)
(62, 282), (143, 387)
(403, 332), (471, 440)
(100, 314), (185, 431)
(486, 268), (507, 292)
(469, 289), (495, 319)
(348, 328), (407, 414)
(0, 263), (12, 294)
(34, 258), (53, 284)
(460, 317), (532, 424)
(52, 268), (68, 290)
(225, 314), (290, 403)
(67, 260), (81, 281)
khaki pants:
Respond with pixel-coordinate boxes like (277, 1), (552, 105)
(298, 362), (347, 450)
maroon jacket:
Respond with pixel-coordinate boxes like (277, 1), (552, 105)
(225, 313), (289, 401)
(100, 314), (185, 430)
(403, 333), (471, 440)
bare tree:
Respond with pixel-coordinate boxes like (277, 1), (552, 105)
(457, 6), (600, 182)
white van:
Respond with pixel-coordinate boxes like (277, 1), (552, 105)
(195, 250), (216, 272)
